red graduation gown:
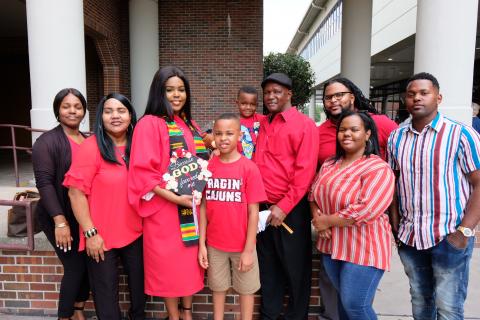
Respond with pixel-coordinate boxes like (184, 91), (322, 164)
(128, 115), (204, 297)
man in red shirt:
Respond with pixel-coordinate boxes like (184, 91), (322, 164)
(316, 77), (398, 320)
(254, 73), (319, 320)
(318, 78), (398, 165)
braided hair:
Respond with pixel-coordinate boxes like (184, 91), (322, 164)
(322, 78), (378, 117)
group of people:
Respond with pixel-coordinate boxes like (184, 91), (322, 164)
(32, 66), (480, 320)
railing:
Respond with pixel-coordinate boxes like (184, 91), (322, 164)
(0, 198), (36, 251)
(0, 124), (47, 187)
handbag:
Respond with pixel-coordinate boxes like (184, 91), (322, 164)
(7, 190), (42, 237)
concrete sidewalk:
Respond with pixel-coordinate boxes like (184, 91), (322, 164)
(374, 247), (480, 320)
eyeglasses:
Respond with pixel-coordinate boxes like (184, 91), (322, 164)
(324, 92), (352, 101)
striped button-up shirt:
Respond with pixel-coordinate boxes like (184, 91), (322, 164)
(310, 155), (395, 270)
(387, 112), (480, 249)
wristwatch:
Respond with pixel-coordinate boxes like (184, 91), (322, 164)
(457, 226), (475, 237)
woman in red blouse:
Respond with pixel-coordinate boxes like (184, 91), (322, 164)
(309, 110), (394, 320)
(65, 93), (145, 320)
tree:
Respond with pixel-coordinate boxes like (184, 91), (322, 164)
(263, 53), (316, 112)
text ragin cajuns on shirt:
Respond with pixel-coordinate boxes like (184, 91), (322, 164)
(205, 178), (242, 203)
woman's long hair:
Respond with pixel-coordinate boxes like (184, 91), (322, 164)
(94, 93), (137, 168)
(333, 110), (380, 162)
(144, 66), (192, 123)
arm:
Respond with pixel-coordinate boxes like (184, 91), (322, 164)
(388, 170), (401, 240)
(32, 135), (65, 218)
(447, 170), (480, 248)
(32, 135), (72, 251)
(310, 201), (332, 239)
(198, 197), (209, 269)
(68, 187), (106, 262)
(239, 203), (259, 272)
(271, 121), (320, 226)
(152, 186), (193, 208)
(447, 128), (480, 248)
(335, 164), (394, 224)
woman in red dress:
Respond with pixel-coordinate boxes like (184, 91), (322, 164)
(128, 66), (207, 320)
(65, 93), (144, 319)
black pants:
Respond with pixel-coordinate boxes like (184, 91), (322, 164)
(87, 236), (145, 320)
(43, 227), (90, 318)
(257, 198), (312, 320)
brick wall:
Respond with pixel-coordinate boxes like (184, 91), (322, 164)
(83, 0), (131, 124)
(0, 249), (322, 319)
(158, 0), (264, 128)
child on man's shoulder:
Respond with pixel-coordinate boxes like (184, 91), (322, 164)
(236, 86), (266, 159)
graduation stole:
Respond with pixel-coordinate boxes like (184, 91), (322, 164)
(166, 118), (208, 246)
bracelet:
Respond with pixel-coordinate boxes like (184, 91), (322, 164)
(83, 227), (98, 238)
(55, 222), (68, 228)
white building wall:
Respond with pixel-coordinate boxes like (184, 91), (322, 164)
(371, 0), (417, 55)
(299, 0), (418, 86)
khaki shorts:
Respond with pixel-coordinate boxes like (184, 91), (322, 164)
(207, 246), (260, 295)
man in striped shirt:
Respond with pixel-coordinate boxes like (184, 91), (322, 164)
(387, 72), (480, 319)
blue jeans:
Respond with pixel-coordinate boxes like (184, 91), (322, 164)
(398, 237), (474, 320)
(322, 255), (384, 320)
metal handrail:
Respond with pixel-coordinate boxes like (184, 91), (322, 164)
(0, 124), (47, 187)
(0, 198), (35, 251)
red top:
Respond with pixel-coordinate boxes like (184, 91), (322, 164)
(317, 114), (398, 166)
(205, 156), (267, 252)
(67, 136), (81, 160)
(127, 115), (204, 297)
(253, 107), (319, 214)
(237, 113), (266, 158)
(63, 136), (142, 251)
(309, 155), (394, 270)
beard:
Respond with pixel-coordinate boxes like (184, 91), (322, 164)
(324, 103), (353, 120)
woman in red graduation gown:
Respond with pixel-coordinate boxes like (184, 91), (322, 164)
(128, 66), (208, 320)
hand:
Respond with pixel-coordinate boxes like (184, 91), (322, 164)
(238, 250), (254, 272)
(201, 132), (215, 150)
(312, 214), (330, 232)
(54, 225), (73, 252)
(177, 195), (193, 208)
(268, 205), (286, 227)
(86, 234), (106, 263)
(388, 210), (400, 237)
(446, 230), (469, 250)
(210, 148), (220, 159)
(317, 229), (332, 239)
(198, 245), (209, 269)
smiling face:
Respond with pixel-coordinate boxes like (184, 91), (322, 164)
(323, 82), (355, 119)
(165, 76), (187, 115)
(213, 118), (242, 155)
(58, 93), (85, 129)
(102, 98), (132, 139)
(405, 79), (442, 125)
(263, 82), (292, 114)
(236, 92), (258, 119)
(337, 114), (371, 157)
